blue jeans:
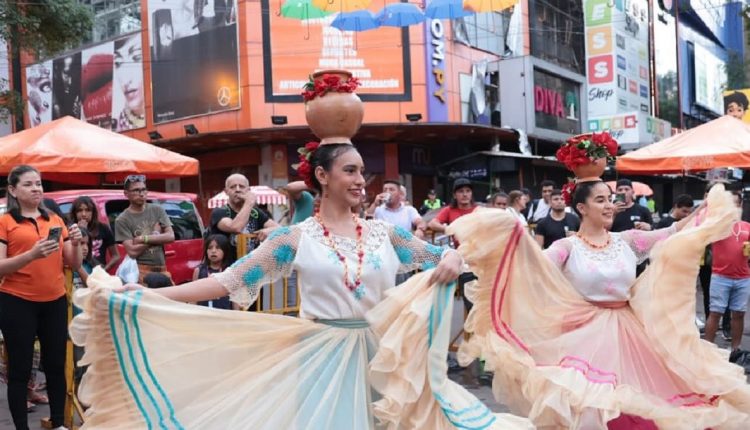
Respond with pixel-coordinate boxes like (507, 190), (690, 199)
(709, 274), (750, 313)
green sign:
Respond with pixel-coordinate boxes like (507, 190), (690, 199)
(585, 0), (612, 27)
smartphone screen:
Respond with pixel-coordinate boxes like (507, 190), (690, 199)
(47, 226), (62, 243)
(615, 193), (626, 203)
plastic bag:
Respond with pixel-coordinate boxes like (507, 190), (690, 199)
(115, 256), (139, 284)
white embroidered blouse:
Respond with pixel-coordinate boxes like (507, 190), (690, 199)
(213, 218), (445, 320)
(543, 226), (677, 302)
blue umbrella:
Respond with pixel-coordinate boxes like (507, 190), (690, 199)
(375, 3), (425, 27)
(424, 0), (472, 19)
(330, 10), (381, 31)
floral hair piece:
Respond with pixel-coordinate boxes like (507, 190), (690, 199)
(292, 141), (321, 188)
(556, 132), (619, 205)
(302, 74), (360, 102)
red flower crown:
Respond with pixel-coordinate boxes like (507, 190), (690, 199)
(301, 74), (360, 102)
(556, 132), (618, 205)
(292, 141), (320, 188)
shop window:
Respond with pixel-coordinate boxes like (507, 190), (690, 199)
(80, 0), (142, 44)
(529, 0), (585, 75)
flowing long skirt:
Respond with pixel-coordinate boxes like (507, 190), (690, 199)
(449, 186), (750, 429)
(71, 268), (532, 429)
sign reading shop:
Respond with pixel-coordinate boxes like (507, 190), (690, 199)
(533, 69), (582, 134)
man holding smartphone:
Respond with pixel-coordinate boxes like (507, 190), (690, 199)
(610, 179), (653, 232)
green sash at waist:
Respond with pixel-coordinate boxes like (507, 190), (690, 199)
(316, 319), (369, 329)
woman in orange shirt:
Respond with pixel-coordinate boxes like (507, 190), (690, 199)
(0, 165), (82, 430)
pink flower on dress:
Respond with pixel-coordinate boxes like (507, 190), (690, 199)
(556, 247), (569, 264)
(630, 231), (649, 253)
(604, 281), (617, 295)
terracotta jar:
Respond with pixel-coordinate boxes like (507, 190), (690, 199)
(304, 70), (364, 145)
(572, 157), (607, 182)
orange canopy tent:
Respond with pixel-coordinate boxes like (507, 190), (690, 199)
(0, 116), (199, 185)
(616, 116), (750, 174)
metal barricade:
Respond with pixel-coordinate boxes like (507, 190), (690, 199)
(236, 233), (301, 315)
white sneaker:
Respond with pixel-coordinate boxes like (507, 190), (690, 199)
(52, 426), (69, 430)
(695, 316), (706, 330)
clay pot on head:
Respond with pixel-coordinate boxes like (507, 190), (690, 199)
(572, 157), (607, 182)
(304, 70), (364, 145)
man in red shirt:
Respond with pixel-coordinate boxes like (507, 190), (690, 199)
(428, 178), (478, 246)
(704, 191), (750, 356)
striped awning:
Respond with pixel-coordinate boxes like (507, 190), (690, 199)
(207, 186), (288, 208)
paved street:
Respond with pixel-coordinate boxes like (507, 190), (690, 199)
(1, 292), (747, 429)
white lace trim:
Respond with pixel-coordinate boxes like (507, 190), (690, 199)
(298, 217), (389, 254)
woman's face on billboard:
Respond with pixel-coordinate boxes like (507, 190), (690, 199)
(114, 36), (144, 115)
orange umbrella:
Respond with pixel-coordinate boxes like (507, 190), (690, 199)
(463, 0), (517, 13)
(616, 115), (750, 174)
(0, 116), (198, 185)
(605, 181), (653, 196)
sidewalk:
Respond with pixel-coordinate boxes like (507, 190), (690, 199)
(1, 292), (747, 429)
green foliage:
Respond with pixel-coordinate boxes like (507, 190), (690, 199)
(0, 0), (93, 120)
(726, 50), (749, 90)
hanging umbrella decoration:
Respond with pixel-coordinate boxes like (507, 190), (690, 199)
(281, 0), (332, 19)
(463, 0), (518, 13)
(424, 0), (472, 19)
(312, 0), (373, 13)
(280, 0), (333, 39)
(375, 2), (425, 27)
(330, 9), (381, 32)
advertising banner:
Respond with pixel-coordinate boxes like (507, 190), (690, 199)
(0, 39), (12, 136)
(533, 68), (582, 134)
(694, 44), (726, 115)
(723, 89), (750, 123)
(584, 0), (650, 118)
(147, 0), (240, 123)
(25, 33), (146, 131)
(587, 111), (671, 150)
(262, 0), (410, 102)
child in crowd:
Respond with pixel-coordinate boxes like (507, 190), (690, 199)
(192, 234), (234, 309)
(72, 227), (97, 293)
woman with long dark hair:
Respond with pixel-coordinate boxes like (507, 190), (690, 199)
(69, 196), (120, 271)
(70, 144), (531, 428)
(451, 180), (750, 429)
(0, 165), (82, 430)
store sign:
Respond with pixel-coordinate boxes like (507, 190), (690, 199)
(533, 69), (581, 134)
(147, 0), (240, 123)
(424, 3), (448, 122)
(587, 111), (671, 149)
(584, 0), (650, 117)
(25, 33), (146, 131)
(265, 1), (409, 101)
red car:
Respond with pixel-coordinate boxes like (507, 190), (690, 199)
(2, 190), (205, 285)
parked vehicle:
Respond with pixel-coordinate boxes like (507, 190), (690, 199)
(0, 190), (204, 284)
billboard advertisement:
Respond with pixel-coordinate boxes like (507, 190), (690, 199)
(724, 89), (750, 123)
(0, 39), (12, 136)
(25, 33), (146, 131)
(587, 111), (671, 150)
(584, 0), (650, 118)
(694, 44), (726, 116)
(262, 0), (411, 102)
(147, 0), (240, 123)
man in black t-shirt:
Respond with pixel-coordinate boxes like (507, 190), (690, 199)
(534, 190), (580, 249)
(655, 194), (693, 229)
(611, 179), (653, 232)
(209, 174), (278, 260)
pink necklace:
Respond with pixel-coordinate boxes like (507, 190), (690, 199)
(315, 213), (365, 292)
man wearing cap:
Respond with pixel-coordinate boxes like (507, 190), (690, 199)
(419, 189), (442, 215)
(611, 178), (653, 232)
(428, 178), (478, 242)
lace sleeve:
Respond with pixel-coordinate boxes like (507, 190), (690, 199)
(212, 226), (300, 307)
(543, 238), (572, 271)
(386, 223), (448, 273)
(619, 224), (677, 264)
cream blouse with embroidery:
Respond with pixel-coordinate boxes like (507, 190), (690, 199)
(213, 218), (445, 320)
(543, 226), (677, 302)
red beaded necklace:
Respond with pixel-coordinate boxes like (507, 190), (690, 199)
(576, 232), (611, 249)
(315, 213), (365, 292)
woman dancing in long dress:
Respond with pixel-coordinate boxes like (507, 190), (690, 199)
(71, 142), (532, 429)
(450, 180), (750, 429)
